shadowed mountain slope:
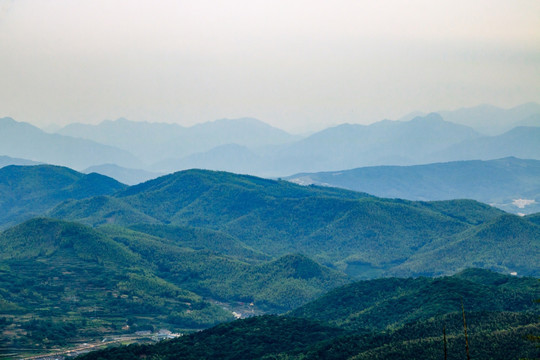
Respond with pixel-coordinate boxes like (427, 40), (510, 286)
(290, 268), (539, 330)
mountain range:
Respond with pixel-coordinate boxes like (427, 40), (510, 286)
(2, 165), (537, 280)
(287, 157), (540, 214)
(2, 102), (539, 178)
(102, 111), (540, 177)
(57, 117), (301, 164)
(0, 155), (41, 168)
(1, 164), (539, 357)
(1, 103), (539, 357)
(436, 102), (540, 135)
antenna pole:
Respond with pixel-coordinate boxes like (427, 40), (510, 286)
(461, 299), (471, 360)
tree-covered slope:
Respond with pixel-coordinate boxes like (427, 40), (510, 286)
(0, 218), (233, 352)
(303, 312), (539, 360)
(76, 314), (540, 360)
(76, 315), (348, 360)
(97, 225), (349, 312)
(0, 165), (126, 228)
(289, 269), (539, 331)
(0, 218), (350, 354)
(389, 214), (540, 277)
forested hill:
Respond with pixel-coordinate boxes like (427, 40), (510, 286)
(0, 217), (349, 352)
(49, 168), (539, 278)
(0, 165), (537, 278)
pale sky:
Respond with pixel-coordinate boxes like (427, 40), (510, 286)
(1, 0), (539, 133)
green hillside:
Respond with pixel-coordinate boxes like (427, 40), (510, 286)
(0, 218), (234, 353)
(126, 223), (269, 262)
(98, 225), (349, 311)
(389, 214), (540, 277)
(2, 167), (538, 357)
(75, 315), (348, 360)
(0, 165), (126, 228)
(48, 169), (540, 278)
(0, 218), (348, 355)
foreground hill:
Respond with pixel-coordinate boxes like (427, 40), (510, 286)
(0, 117), (141, 170)
(77, 270), (540, 360)
(290, 268), (540, 330)
(77, 314), (540, 360)
(0, 165), (126, 228)
(0, 218), (230, 352)
(287, 157), (540, 214)
(48, 168), (540, 278)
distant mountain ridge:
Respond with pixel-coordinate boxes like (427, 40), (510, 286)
(286, 157), (540, 214)
(429, 126), (540, 163)
(58, 117), (301, 164)
(0, 117), (141, 170)
(437, 102), (540, 135)
(265, 113), (480, 174)
(4, 102), (539, 177)
(151, 112), (540, 177)
(0, 155), (41, 168)
(84, 163), (162, 185)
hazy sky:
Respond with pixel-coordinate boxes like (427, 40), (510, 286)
(1, 0), (539, 132)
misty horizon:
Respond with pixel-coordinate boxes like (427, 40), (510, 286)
(1, 1), (538, 133)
